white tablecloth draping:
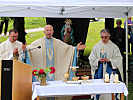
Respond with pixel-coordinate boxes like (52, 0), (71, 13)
(32, 79), (128, 100)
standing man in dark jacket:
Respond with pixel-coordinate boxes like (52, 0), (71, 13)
(111, 19), (125, 56)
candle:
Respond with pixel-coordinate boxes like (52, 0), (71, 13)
(105, 73), (109, 82)
(114, 74), (119, 82)
(110, 72), (114, 82)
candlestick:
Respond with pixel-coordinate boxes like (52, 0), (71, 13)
(72, 68), (77, 77)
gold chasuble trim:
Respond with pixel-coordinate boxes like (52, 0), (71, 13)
(41, 38), (46, 69)
(53, 38), (56, 100)
(53, 38), (56, 80)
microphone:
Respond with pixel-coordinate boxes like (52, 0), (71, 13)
(10, 46), (41, 60)
(28, 46), (41, 51)
(38, 46), (41, 49)
(27, 46), (41, 51)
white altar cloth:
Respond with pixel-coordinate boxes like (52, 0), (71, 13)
(32, 79), (128, 100)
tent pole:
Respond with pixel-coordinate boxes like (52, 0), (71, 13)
(126, 16), (128, 100)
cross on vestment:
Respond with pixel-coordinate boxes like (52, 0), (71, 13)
(100, 47), (107, 58)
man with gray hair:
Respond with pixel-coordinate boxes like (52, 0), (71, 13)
(89, 29), (123, 100)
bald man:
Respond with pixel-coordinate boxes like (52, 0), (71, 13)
(28, 25), (86, 100)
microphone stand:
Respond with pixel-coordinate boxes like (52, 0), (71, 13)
(10, 46), (41, 60)
(23, 50), (26, 63)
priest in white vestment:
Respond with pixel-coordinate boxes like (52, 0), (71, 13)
(0, 29), (25, 61)
(28, 25), (86, 100)
(0, 29), (37, 82)
(89, 29), (123, 100)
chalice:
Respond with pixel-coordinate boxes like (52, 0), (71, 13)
(71, 66), (79, 77)
(72, 68), (77, 77)
(63, 72), (69, 82)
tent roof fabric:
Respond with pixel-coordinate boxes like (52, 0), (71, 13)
(1, 0), (133, 6)
(0, 0), (133, 17)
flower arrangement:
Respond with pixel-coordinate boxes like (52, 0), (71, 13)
(32, 67), (56, 79)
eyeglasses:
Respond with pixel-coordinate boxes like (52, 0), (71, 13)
(11, 35), (18, 39)
(101, 36), (108, 39)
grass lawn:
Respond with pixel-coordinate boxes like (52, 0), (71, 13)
(25, 17), (46, 29)
(0, 36), (8, 43)
(84, 21), (104, 56)
(25, 31), (44, 45)
(4, 17), (46, 32)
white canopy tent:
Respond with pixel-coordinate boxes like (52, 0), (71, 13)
(0, 0), (133, 99)
(0, 0), (133, 18)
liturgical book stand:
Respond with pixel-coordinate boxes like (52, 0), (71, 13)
(0, 60), (32, 100)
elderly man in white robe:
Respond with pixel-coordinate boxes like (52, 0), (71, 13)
(0, 29), (26, 60)
(28, 25), (86, 100)
(89, 29), (123, 100)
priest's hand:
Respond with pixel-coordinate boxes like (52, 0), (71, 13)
(99, 58), (106, 63)
(99, 58), (110, 63)
(105, 58), (110, 62)
(13, 47), (19, 56)
(22, 43), (27, 51)
(77, 42), (86, 50)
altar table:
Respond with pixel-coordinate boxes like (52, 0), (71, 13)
(32, 79), (128, 100)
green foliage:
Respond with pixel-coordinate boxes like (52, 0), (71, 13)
(33, 67), (51, 79)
